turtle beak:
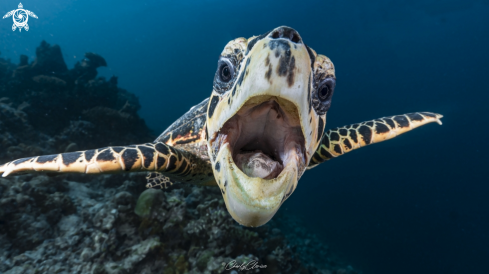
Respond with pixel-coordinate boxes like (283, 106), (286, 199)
(209, 96), (306, 227)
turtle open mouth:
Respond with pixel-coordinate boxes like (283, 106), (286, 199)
(212, 95), (306, 180)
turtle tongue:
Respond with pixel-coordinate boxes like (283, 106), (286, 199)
(234, 151), (283, 180)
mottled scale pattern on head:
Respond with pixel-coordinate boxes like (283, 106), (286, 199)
(207, 31), (336, 165)
(213, 38), (248, 94)
(309, 112), (443, 166)
(204, 26), (340, 226)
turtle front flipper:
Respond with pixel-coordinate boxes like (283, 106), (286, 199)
(0, 142), (214, 185)
(309, 112), (443, 167)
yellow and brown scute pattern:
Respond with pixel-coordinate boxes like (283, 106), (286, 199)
(310, 112), (443, 166)
(0, 142), (213, 184)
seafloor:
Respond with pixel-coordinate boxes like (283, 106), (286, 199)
(0, 42), (359, 274)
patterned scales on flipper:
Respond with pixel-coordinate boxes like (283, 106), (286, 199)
(147, 98), (213, 188)
(309, 112), (443, 167)
(0, 97), (216, 187)
(0, 142), (215, 186)
(146, 172), (174, 189)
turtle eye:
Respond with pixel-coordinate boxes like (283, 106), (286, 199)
(217, 58), (235, 83)
(220, 64), (232, 82)
(312, 76), (336, 115)
(213, 57), (237, 93)
(318, 77), (335, 102)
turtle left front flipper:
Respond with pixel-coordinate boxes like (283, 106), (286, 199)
(0, 142), (214, 186)
(309, 112), (443, 167)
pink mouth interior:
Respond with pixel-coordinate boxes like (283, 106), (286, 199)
(215, 98), (305, 180)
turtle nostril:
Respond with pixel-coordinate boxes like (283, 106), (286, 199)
(269, 27), (302, 44)
(290, 32), (301, 43)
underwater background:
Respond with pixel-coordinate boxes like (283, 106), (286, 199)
(0, 0), (488, 273)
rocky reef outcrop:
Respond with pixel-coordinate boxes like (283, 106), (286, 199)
(0, 174), (359, 274)
(0, 41), (151, 161)
(0, 43), (359, 274)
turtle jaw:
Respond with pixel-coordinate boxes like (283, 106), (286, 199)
(210, 96), (306, 227)
(219, 142), (302, 227)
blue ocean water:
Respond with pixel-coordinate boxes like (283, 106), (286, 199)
(0, 0), (488, 273)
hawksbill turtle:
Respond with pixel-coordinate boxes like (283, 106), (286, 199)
(0, 26), (443, 227)
(2, 3), (38, 32)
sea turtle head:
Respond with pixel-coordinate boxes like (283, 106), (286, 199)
(206, 26), (336, 227)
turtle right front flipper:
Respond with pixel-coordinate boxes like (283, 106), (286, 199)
(0, 142), (214, 185)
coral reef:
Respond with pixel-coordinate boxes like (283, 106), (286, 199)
(0, 174), (360, 274)
(0, 43), (360, 273)
(0, 41), (152, 161)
